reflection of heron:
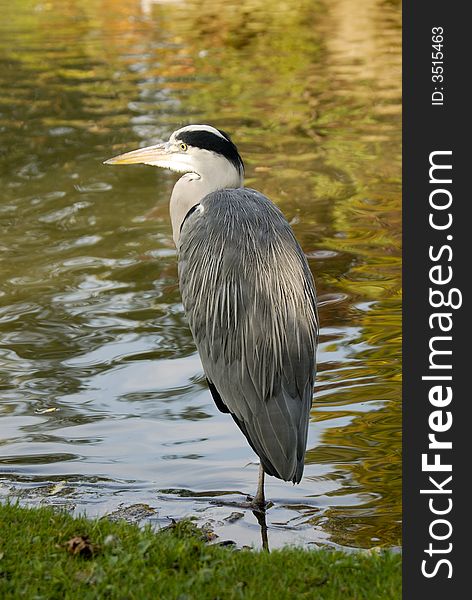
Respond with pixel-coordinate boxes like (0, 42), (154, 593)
(105, 125), (318, 511)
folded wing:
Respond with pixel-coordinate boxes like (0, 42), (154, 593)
(178, 188), (318, 483)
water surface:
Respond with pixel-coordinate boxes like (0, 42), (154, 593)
(0, 0), (401, 549)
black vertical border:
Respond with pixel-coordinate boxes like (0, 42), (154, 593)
(403, 2), (467, 597)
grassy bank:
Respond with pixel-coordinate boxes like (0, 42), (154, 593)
(0, 503), (401, 599)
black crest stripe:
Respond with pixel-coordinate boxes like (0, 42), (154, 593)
(176, 129), (244, 174)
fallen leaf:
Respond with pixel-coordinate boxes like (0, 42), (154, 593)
(48, 482), (66, 495)
(65, 536), (96, 558)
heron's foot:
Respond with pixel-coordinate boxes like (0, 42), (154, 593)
(246, 495), (272, 513)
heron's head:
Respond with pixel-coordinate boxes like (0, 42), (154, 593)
(104, 124), (244, 187)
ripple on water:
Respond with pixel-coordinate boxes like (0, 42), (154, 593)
(74, 182), (113, 193)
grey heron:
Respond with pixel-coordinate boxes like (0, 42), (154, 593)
(105, 124), (318, 510)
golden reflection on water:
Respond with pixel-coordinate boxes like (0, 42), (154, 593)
(0, 0), (401, 549)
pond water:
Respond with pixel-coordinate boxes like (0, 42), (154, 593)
(0, 0), (401, 550)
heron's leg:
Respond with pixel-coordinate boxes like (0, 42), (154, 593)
(252, 464), (266, 510)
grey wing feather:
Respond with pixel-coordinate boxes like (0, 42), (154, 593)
(178, 188), (318, 483)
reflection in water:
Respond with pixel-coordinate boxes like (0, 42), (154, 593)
(253, 510), (270, 552)
(0, 0), (401, 549)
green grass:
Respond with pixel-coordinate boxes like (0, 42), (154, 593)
(0, 503), (401, 599)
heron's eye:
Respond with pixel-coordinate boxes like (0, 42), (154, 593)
(179, 142), (188, 151)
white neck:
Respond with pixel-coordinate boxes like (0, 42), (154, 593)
(170, 158), (243, 247)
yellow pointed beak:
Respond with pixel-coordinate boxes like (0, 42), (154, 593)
(103, 142), (169, 165)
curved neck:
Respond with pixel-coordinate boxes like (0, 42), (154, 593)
(170, 160), (243, 247)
